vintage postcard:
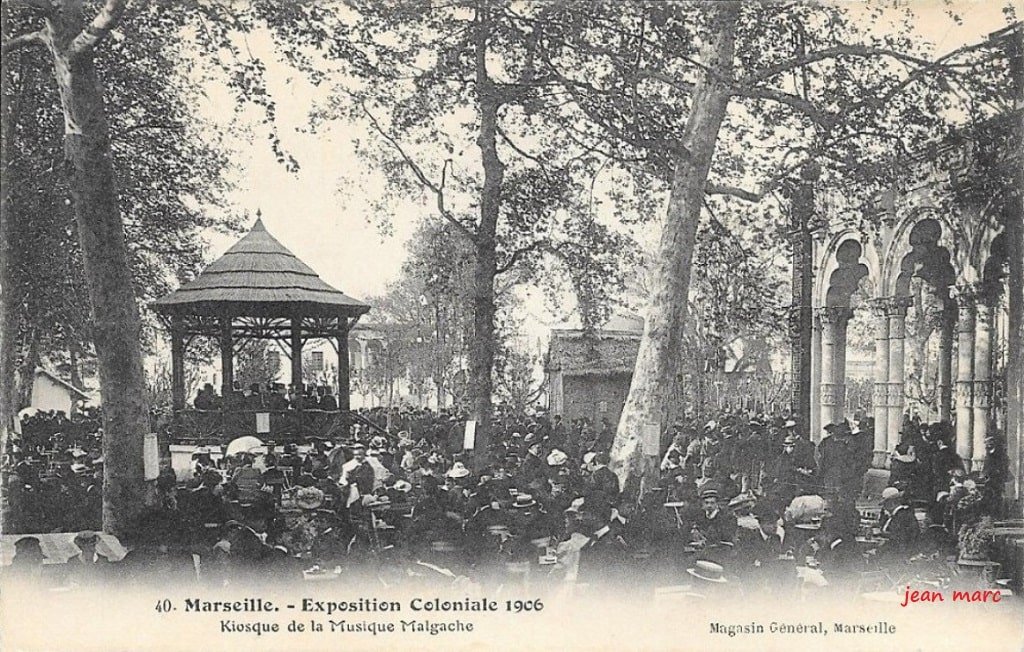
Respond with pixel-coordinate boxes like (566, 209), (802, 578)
(1, 0), (1022, 650)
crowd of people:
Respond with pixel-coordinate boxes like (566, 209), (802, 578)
(3, 408), (105, 534)
(2, 404), (1011, 596)
(192, 382), (339, 412)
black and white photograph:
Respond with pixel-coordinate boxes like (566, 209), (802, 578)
(1, 1), (1022, 650)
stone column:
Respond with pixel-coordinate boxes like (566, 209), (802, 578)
(870, 298), (890, 467)
(886, 297), (912, 452)
(810, 314), (822, 442)
(937, 305), (955, 423)
(972, 296), (993, 471)
(818, 307), (851, 430)
(833, 311), (850, 420)
(954, 286), (976, 461)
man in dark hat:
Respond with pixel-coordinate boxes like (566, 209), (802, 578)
(244, 383), (264, 410)
(693, 488), (737, 548)
(930, 431), (965, 501)
(340, 443), (376, 505)
(981, 434), (1007, 492)
(576, 506), (630, 587)
(586, 452), (620, 503)
(878, 487), (919, 560)
(785, 419), (816, 471)
(818, 421), (870, 499)
(267, 384), (289, 410)
(765, 434), (812, 506)
(317, 386), (338, 412)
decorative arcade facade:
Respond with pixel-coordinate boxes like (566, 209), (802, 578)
(805, 120), (1016, 483)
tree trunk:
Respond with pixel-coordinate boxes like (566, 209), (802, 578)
(0, 52), (35, 451)
(44, 5), (150, 536)
(16, 332), (40, 411)
(468, 4), (503, 465)
(610, 1), (740, 498)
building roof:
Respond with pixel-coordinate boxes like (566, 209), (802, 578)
(34, 368), (91, 401)
(550, 311), (644, 336)
(546, 330), (641, 376)
(152, 218), (370, 317)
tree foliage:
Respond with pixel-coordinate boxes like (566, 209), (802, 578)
(1, 1), (239, 401)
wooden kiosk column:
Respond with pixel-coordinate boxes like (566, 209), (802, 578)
(337, 327), (351, 412)
(171, 316), (186, 412)
(291, 316), (303, 408)
(220, 316), (234, 398)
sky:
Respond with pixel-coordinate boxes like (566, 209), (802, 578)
(192, 0), (1019, 329)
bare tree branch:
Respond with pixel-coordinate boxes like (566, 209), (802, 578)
(733, 85), (836, 127)
(1, 30), (47, 56)
(742, 40), (988, 86)
(359, 101), (478, 243)
(495, 124), (544, 165)
(705, 183), (762, 202)
(496, 239), (555, 275)
(68, 0), (127, 60)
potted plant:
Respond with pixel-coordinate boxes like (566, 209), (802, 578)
(957, 516), (994, 562)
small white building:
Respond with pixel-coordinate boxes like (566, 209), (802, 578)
(29, 368), (92, 415)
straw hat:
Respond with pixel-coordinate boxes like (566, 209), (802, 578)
(727, 492), (756, 509)
(794, 516), (823, 531)
(687, 560), (727, 583)
(295, 486), (325, 510)
(446, 462), (471, 479)
(512, 494), (537, 509)
(546, 449), (568, 467)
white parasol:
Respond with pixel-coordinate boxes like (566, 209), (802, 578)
(225, 435), (265, 457)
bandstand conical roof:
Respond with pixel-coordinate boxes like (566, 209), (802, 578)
(152, 218), (370, 317)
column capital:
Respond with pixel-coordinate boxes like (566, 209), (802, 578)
(816, 306), (853, 325)
(869, 297), (890, 318)
(952, 282), (985, 309)
(883, 296), (913, 317)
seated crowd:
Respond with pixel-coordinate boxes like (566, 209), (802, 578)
(193, 381), (339, 412)
(2, 405), (1011, 595)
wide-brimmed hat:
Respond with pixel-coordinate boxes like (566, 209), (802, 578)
(794, 516), (823, 530)
(393, 480), (413, 493)
(445, 462), (471, 479)
(687, 560), (727, 583)
(727, 493), (756, 509)
(512, 494), (537, 509)
(74, 530), (99, 547)
(784, 419), (797, 428)
(892, 449), (916, 463)
(546, 449), (568, 467)
(881, 486), (901, 501)
(296, 486), (325, 510)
